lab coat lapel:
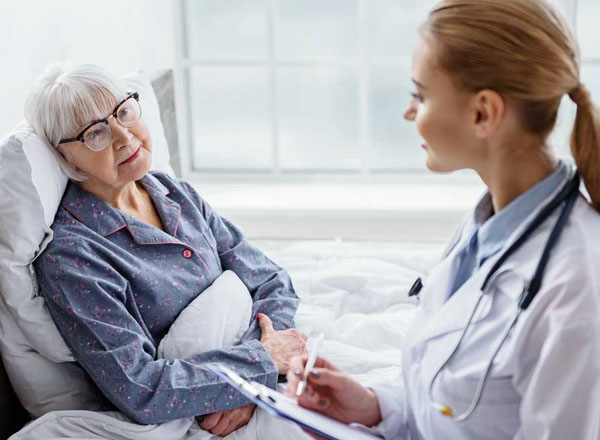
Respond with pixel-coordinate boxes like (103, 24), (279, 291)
(413, 251), (498, 344)
(413, 164), (574, 344)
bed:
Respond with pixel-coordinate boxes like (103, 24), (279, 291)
(0, 70), (447, 439)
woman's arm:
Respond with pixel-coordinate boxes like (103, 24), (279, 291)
(35, 236), (278, 425)
(179, 180), (300, 342)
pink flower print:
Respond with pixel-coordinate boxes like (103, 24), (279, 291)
(93, 305), (104, 320)
(73, 256), (85, 269)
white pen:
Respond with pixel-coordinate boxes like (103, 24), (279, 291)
(296, 332), (324, 397)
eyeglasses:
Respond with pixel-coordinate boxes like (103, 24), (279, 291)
(58, 92), (142, 152)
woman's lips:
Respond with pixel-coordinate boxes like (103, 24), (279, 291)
(120, 146), (141, 165)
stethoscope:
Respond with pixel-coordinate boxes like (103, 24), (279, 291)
(408, 169), (581, 422)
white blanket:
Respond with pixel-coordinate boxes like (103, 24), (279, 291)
(9, 240), (443, 440)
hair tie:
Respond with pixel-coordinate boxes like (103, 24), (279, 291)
(569, 83), (591, 107)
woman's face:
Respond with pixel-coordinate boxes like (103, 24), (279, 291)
(404, 36), (480, 173)
(58, 96), (153, 189)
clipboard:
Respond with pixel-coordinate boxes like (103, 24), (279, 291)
(208, 364), (381, 440)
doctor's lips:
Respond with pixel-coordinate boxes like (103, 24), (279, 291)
(119, 146), (141, 165)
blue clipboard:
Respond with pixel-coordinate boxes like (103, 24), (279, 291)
(208, 364), (381, 440)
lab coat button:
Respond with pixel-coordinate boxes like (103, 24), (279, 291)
(182, 249), (192, 259)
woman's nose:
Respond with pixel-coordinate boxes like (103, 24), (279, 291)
(109, 118), (134, 148)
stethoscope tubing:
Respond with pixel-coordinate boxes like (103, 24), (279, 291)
(428, 170), (581, 422)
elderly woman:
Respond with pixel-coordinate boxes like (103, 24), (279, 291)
(24, 64), (307, 436)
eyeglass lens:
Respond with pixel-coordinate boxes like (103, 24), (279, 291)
(83, 96), (141, 151)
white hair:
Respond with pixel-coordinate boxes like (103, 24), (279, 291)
(24, 63), (129, 181)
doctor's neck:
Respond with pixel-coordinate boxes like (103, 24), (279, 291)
(476, 135), (558, 215)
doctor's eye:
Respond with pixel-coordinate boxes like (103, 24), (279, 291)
(410, 91), (424, 102)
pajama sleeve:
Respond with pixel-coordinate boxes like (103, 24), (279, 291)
(35, 236), (278, 425)
(178, 181), (300, 344)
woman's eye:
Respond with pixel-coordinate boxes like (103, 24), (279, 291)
(88, 129), (101, 139)
(119, 107), (130, 118)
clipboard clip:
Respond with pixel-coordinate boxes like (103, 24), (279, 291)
(210, 364), (276, 403)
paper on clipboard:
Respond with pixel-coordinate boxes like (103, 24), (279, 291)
(209, 364), (381, 440)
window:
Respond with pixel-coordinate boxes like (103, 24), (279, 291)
(175, 0), (586, 180)
(578, 0), (600, 101)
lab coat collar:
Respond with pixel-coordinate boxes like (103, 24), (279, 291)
(414, 162), (575, 344)
(473, 161), (569, 265)
(60, 172), (181, 240)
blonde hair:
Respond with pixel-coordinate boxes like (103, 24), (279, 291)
(24, 63), (129, 181)
(421, 0), (600, 211)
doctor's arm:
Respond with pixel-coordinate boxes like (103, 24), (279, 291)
(286, 355), (415, 440)
(513, 252), (600, 440)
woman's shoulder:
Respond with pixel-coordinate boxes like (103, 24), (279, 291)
(146, 171), (207, 214)
(37, 216), (97, 267)
(147, 171), (200, 200)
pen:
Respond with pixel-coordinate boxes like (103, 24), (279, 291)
(296, 332), (324, 397)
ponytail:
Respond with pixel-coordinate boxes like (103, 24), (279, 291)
(423, 0), (600, 213)
(569, 84), (600, 212)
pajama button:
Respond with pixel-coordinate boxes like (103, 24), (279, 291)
(182, 249), (192, 259)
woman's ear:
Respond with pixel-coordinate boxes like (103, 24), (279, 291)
(471, 89), (505, 139)
(57, 145), (80, 171)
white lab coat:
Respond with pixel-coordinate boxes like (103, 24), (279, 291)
(371, 178), (600, 440)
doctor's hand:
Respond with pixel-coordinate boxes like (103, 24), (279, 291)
(259, 313), (308, 374)
(286, 355), (382, 428)
(198, 404), (256, 436)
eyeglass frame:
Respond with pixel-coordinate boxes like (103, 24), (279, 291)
(57, 92), (141, 150)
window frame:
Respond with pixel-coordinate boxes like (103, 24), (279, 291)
(173, 0), (580, 184)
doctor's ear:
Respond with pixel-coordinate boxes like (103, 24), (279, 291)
(471, 89), (505, 139)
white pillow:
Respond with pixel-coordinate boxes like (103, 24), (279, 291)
(157, 271), (253, 361)
(0, 70), (175, 418)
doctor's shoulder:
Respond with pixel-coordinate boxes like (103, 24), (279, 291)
(521, 196), (600, 321)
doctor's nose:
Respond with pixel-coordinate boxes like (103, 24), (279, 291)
(404, 104), (417, 122)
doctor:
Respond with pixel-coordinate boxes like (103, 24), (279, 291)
(286, 0), (600, 438)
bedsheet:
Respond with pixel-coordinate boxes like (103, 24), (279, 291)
(9, 240), (443, 440)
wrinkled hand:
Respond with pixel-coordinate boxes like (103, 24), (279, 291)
(198, 404), (256, 436)
(258, 313), (308, 374)
(286, 355), (382, 428)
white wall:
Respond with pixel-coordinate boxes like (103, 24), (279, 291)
(0, 0), (176, 137)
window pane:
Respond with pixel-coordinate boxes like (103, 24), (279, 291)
(548, 96), (576, 158)
(185, 0), (269, 60)
(581, 63), (600, 106)
(276, 0), (358, 59)
(277, 67), (360, 170)
(367, 0), (436, 59)
(189, 67), (272, 170)
(369, 64), (426, 170)
(577, 0), (600, 59)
